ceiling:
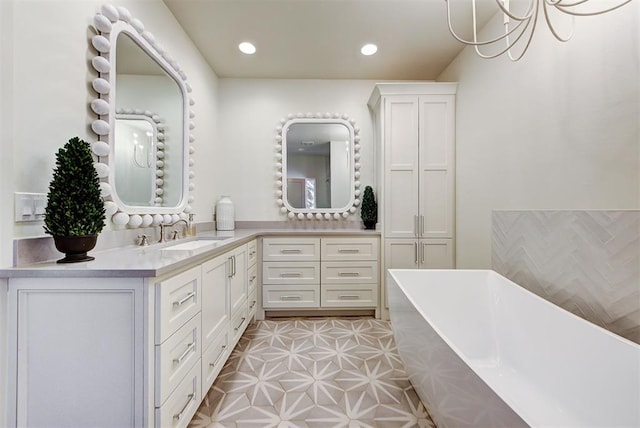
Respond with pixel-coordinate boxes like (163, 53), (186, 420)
(162, 0), (498, 80)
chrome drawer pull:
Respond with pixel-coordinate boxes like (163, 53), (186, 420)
(173, 291), (196, 307)
(280, 248), (302, 253)
(234, 317), (246, 331)
(210, 345), (227, 367)
(338, 249), (359, 253)
(339, 294), (360, 300)
(249, 300), (257, 309)
(280, 272), (302, 277)
(173, 393), (195, 421)
(280, 295), (302, 301)
(250, 275), (257, 282)
(173, 341), (196, 365)
(338, 272), (360, 277)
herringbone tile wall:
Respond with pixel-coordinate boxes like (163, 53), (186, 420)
(492, 210), (640, 344)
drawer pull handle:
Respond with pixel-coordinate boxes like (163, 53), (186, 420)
(280, 249), (302, 253)
(249, 300), (257, 309)
(250, 275), (257, 282)
(210, 345), (227, 367)
(173, 341), (196, 365)
(234, 317), (246, 331)
(173, 393), (195, 421)
(280, 295), (302, 301)
(339, 294), (360, 300)
(338, 272), (360, 277)
(280, 272), (302, 277)
(338, 249), (360, 253)
(173, 291), (196, 307)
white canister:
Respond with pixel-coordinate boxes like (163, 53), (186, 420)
(216, 195), (235, 230)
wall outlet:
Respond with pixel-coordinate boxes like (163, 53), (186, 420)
(15, 192), (47, 222)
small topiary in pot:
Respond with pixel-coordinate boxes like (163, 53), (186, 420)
(360, 185), (377, 230)
(44, 137), (106, 263)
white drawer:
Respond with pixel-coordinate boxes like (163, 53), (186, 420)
(155, 358), (201, 428)
(155, 313), (201, 407)
(230, 304), (249, 344)
(247, 240), (258, 267)
(248, 263), (258, 293)
(262, 284), (320, 308)
(321, 284), (378, 308)
(262, 237), (320, 261)
(248, 286), (258, 316)
(321, 261), (379, 284)
(262, 262), (320, 285)
(202, 330), (229, 395)
(155, 266), (201, 344)
(321, 237), (379, 261)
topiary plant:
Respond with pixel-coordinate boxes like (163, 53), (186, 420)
(44, 137), (106, 237)
(360, 185), (377, 229)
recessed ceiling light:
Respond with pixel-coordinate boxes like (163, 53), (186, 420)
(360, 43), (378, 56)
(238, 42), (256, 55)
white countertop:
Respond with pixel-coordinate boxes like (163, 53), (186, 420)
(1, 228), (380, 278)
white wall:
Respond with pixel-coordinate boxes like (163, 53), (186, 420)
(439, 3), (640, 268)
(215, 79), (378, 223)
(3, 0), (218, 247)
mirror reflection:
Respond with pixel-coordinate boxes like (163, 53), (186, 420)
(114, 32), (184, 208)
(285, 123), (352, 209)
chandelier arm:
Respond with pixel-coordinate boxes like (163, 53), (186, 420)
(543, 0), (575, 42)
(506, 2), (539, 61)
(495, 0), (536, 21)
(554, 0), (634, 16)
(474, 11), (535, 60)
(445, 0), (527, 46)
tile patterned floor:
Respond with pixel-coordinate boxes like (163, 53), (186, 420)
(189, 317), (436, 428)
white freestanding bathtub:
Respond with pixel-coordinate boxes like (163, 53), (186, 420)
(387, 269), (640, 428)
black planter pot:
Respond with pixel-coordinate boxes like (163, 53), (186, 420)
(53, 235), (98, 263)
(363, 220), (376, 230)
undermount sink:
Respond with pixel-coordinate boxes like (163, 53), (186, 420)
(162, 239), (222, 251)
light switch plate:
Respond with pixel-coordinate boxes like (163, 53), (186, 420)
(15, 192), (47, 222)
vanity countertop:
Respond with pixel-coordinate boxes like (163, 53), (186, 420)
(0, 228), (380, 278)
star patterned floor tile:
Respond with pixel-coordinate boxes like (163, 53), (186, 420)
(189, 317), (435, 428)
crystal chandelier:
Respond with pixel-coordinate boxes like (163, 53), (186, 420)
(445, 0), (634, 61)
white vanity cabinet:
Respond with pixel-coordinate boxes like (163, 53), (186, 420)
(5, 241), (254, 428)
(247, 240), (258, 319)
(261, 236), (379, 314)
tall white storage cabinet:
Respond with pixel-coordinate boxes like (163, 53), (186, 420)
(368, 83), (457, 318)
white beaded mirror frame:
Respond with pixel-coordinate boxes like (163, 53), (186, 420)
(89, 4), (196, 228)
(275, 112), (362, 220)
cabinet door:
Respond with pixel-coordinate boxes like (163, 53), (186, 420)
(418, 95), (455, 239)
(229, 245), (247, 316)
(383, 95), (420, 238)
(419, 239), (455, 269)
(201, 254), (228, 348)
(383, 239), (418, 310)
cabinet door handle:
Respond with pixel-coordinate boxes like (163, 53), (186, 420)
(338, 272), (360, 277)
(232, 255), (236, 277)
(249, 300), (257, 309)
(421, 241), (425, 264)
(227, 257), (233, 278)
(210, 345), (227, 368)
(173, 341), (196, 365)
(420, 215), (424, 238)
(173, 291), (196, 307)
(339, 294), (360, 300)
(280, 248), (302, 254)
(234, 317), (247, 331)
(280, 272), (302, 277)
(173, 393), (195, 421)
(414, 242), (419, 265)
(280, 295), (302, 301)
(414, 215), (419, 237)
(338, 249), (359, 253)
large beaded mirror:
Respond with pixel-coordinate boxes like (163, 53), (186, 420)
(89, 4), (195, 228)
(275, 113), (362, 220)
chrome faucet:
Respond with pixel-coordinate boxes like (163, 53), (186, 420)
(158, 219), (188, 243)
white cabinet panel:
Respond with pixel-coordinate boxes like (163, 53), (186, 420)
(322, 261), (379, 284)
(155, 359), (201, 428)
(262, 262), (320, 285)
(201, 254), (228, 348)
(321, 284), (377, 307)
(321, 237), (379, 261)
(201, 331), (229, 395)
(262, 237), (320, 261)
(262, 284), (320, 308)
(155, 266), (201, 344)
(421, 239), (454, 269)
